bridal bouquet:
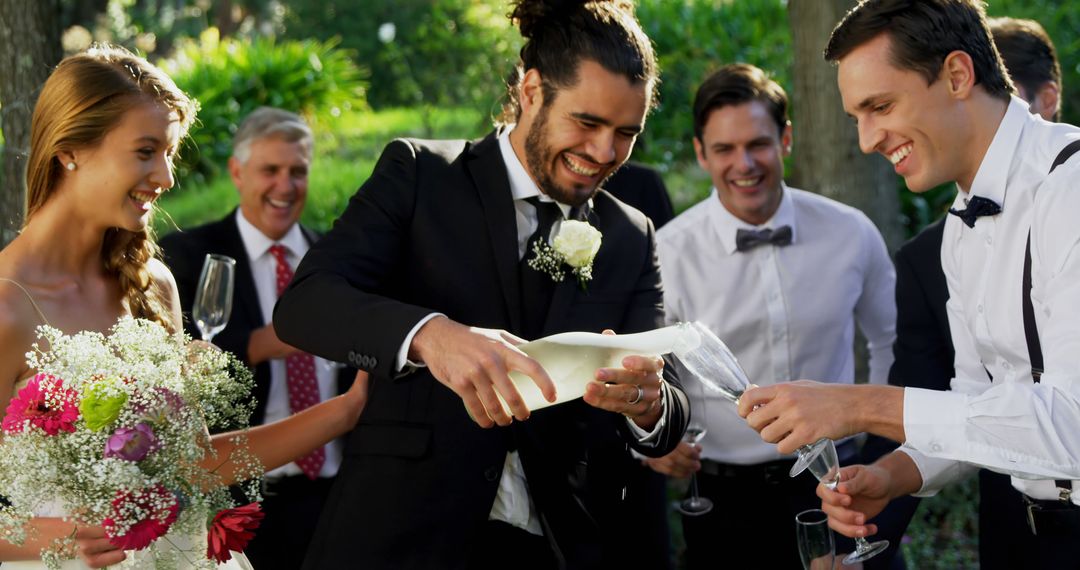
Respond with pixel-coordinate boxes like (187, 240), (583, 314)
(0, 318), (264, 569)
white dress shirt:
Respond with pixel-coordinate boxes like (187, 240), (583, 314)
(235, 210), (343, 479)
(657, 186), (896, 465)
(900, 96), (1080, 503)
(392, 129), (666, 534)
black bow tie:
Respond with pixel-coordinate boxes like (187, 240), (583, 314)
(948, 196), (1001, 228)
(735, 225), (793, 252)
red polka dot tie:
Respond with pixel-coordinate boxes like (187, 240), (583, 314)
(269, 244), (325, 480)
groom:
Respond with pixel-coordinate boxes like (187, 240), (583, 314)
(273, 1), (688, 568)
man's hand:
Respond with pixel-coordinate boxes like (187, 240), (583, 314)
(410, 316), (555, 428)
(642, 441), (701, 478)
(583, 329), (665, 430)
(75, 525), (126, 568)
(818, 451), (922, 540)
(248, 324), (300, 364)
(738, 382), (905, 455)
(817, 464), (893, 539)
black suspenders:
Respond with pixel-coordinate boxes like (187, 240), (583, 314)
(1022, 139), (1080, 500)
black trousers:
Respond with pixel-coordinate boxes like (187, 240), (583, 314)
(244, 475), (335, 570)
(469, 520), (557, 570)
(979, 470), (1080, 570)
(683, 448), (858, 570)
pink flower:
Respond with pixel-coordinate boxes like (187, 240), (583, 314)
(104, 423), (159, 462)
(103, 485), (179, 551)
(1, 374), (80, 436)
(206, 503), (265, 563)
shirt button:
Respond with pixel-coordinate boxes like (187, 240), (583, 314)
(931, 443), (943, 453)
(977, 304), (984, 314)
(1002, 361), (1012, 371)
(986, 236), (993, 245)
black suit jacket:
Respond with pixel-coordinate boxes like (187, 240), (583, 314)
(862, 217), (953, 569)
(159, 211), (353, 426)
(603, 161), (675, 229)
(274, 133), (689, 569)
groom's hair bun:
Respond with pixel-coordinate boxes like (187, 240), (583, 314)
(498, 0), (657, 125)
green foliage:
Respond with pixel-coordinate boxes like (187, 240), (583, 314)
(159, 30), (368, 183)
(636, 0), (791, 169)
(157, 105), (486, 236)
(901, 476), (980, 569)
(281, 0), (517, 112)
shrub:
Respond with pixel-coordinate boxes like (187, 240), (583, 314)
(159, 28), (368, 183)
(281, 0), (516, 112)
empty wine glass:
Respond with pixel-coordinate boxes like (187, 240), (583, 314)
(672, 321), (751, 404)
(192, 254), (236, 342)
(803, 438), (889, 564)
(795, 509), (835, 570)
(675, 423), (713, 517)
(672, 322), (833, 482)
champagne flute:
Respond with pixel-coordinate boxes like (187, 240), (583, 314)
(675, 423), (713, 516)
(804, 438), (889, 564)
(192, 254), (236, 342)
(672, 321), (826, 476)
(795, 509), (835, 570)
(671, 321), (751, 404)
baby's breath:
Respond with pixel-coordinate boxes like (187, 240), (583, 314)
(0, 317), (259, 569)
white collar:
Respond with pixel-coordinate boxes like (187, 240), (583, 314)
(708, 183), (797, 254)
(497, 127), (592, 218)
(957, 95), (1029, 211)
(234, 209), (307, 261)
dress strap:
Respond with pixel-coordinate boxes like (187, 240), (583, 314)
(0, 278), (51, 327)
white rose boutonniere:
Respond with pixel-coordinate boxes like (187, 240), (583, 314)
(528, 219), (602, 289)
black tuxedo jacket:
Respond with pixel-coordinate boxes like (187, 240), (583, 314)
(603, 161), (675, 229)
(159, 211), (353, 426)
(861, 217), (953, 569)
(274, 132), (689, 569)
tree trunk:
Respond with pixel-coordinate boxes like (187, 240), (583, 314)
(788, 0), (901, 386)
(0, 0), (62, 246)
(787, 0), (904, 254)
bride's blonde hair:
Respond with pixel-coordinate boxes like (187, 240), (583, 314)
(25, 45), (197, 332)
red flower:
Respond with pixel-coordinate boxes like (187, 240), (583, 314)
(1, 374), (79, 436)
(206, 502), (264, 563)
(102, 485), (179, 551)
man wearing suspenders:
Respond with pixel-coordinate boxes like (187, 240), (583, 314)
(737, 2), (1080, 565)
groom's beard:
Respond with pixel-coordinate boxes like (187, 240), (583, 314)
(524, 103), (613, 208)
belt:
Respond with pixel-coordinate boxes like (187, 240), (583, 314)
(700, 440), (859, 482)
(260, 474), (334, 497)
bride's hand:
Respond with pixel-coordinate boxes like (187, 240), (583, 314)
(74, 525), (126, 568)
(341, 370), (370, 428)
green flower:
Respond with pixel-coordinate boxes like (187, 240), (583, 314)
(80, 378), (128, 431)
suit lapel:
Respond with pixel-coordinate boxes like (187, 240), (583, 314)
(220, 212), (265, 327)
(540, 204), (598, 335)
(466, 133), (523, 333)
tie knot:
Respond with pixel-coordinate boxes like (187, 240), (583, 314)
(948, 195), (1001, 228)
(269, 244), (289, 264)
(735, 225), (793, 252)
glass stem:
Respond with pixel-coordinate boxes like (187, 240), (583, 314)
(855, 537), (872, 552)
(689, 473), (701, 503)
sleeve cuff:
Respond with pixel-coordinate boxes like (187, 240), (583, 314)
(625, 380), (669, 445)
(395, 313), (445, 374)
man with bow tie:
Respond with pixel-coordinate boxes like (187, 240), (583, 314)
(646, 63), (896, 569)
(739, 2), (1080, 566)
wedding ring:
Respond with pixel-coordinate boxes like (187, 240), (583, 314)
(627, 385), (644, 405)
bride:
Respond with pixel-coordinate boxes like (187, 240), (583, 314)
(0, 46), (368, 568)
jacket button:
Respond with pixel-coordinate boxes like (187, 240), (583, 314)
(483, 467), (499, 482)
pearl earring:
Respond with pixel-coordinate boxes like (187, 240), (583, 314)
(66, 162), (76, 171)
